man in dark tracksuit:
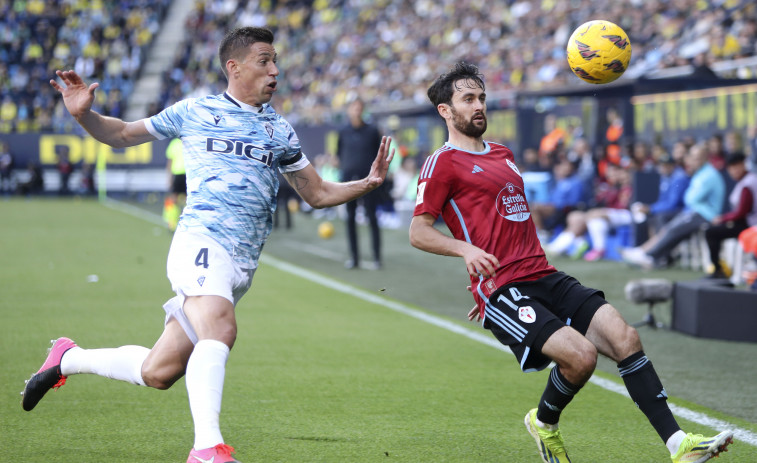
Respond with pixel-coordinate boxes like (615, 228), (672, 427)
(336, 98), (384, 269)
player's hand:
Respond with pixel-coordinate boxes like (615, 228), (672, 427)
(50, 70), (99, 119)
(467, 305), (482, 322)
(462, 245), (499, 278)
(365, 136), (395, 189)
(465, 285), (482, 322)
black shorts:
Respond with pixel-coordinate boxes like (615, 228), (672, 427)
(483, 271), (607, 372)
(171, 174), (187, 195)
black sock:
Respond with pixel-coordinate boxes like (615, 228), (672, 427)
(536, 366), (582, 425)
(618, 351), (680, 442)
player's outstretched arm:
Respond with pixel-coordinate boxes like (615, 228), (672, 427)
(409, 213), (499, 278)
(284, 136), (394, 209)
(50, 70), (155, 148)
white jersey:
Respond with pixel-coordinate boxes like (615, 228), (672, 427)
(145, 92), (309, 268)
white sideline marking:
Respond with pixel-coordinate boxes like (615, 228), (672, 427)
(101, 199), (757, 447)
(262, 254), (757, 447)
(101, 197), (166, 226)
(284, 241), (344, 261)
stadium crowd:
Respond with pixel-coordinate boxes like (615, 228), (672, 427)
(153, 0), (757, 125)
(3, 0), (757, 130)
(0, 0), (171, 133)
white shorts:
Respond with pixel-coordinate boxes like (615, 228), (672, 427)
(163, 230), (255, 344)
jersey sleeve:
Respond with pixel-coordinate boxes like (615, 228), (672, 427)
(144, 99), (193, 140)
(277, 121), (310, 173)
(413, 152), (453, 218)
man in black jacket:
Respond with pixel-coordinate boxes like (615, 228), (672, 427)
(337, 98), (384, 269)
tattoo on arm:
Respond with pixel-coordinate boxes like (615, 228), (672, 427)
(284, 172), (310, 191)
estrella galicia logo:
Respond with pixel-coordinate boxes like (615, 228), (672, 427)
(496, 182), (530, 222)
(206, 137), (273, 167)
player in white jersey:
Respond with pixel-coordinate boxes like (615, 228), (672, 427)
(23, 27), (394, 463)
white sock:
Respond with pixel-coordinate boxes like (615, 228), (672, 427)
(186, 339), (230, 450)
(586, 218), (609, 253)
(60, 346), (149, 386)
(535, 416), (559, 431)
(666, 430), (686, 454)
(547, 231), (575, 254)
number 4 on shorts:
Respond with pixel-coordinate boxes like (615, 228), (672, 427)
(195, 248), (209, 268)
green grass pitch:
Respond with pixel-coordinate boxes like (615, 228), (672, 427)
(1, 198), (756, 462)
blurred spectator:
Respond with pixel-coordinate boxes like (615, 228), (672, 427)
(545, 163), (631, 259)
(707, 133), (727, 170)
(602, 107), (624, 172)
(538, 114), (566, 164)
(631, 141), (655, 172)
(56, 145), (73, 195)
(16, 161), (44, 196)
(566, 137), (596, 187)
(622, 144), (725, 269)
(704, 153), (757, 278)
(521, 147), (553, 205)
(631, 152), (690, 235)
(739, 226), (757, 290)
(336, 98), (384, 270)
(530, 157), (585, 240)
(0, 140), (14, 194)
(79, 163), (96, 196)
(390, 154), (419, 206)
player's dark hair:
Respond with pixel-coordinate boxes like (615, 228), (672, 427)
(218, 27), (275, 77)
(427, 62), (485, 108)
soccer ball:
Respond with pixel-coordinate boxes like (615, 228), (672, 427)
(566, 20), (632, 84)
(317, 221), (335, 239)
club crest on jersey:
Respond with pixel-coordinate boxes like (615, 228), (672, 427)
(496, 182), (530, 222)
(506, 159), (521, 176)
(518, 306), (536, 323)
(264, 122), (274, 139)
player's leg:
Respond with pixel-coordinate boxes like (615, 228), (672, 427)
(344, 199), (360, 268)
(21, 318), (192, 411)
(520, 327), (593, 463)
(538, 326), (597, 418)
(585, 304), (733, 460)
(364, 192), (382, 267)
(183, 294), (239, 461)
(167, 230), (246, 462)
(486, 284), (587, 463)
(140, 317), (195, 389)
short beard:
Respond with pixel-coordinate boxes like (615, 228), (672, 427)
(451, 107), (487, 138)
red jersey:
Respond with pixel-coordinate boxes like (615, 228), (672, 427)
(414, 142), (556, 317)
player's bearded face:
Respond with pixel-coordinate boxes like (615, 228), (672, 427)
(450, 105), (487, 138)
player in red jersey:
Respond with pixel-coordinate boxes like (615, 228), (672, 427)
(409, 61), (732, 463)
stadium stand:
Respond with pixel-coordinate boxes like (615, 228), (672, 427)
(3, 0), (757, 129)
(0, 0), (172, 134)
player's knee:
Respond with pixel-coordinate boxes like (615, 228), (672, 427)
(141, 364), (181, 390)
(617, 324), (642, 358)
(574, 341), (598, 380)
